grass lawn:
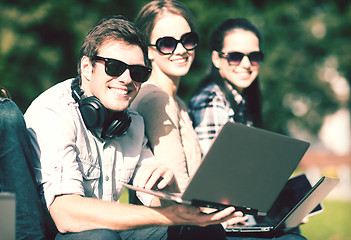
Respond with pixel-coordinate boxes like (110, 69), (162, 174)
(121, 190), (351, 240)
(119, 189), (129, 203)
(300, 200), (351, 240)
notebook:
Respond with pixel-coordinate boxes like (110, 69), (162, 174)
(225, 176), (339, 233)
(124, 122), (310, 215)
(0, 192), (16, 240)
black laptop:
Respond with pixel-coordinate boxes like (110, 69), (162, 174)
(225, 176), (339, 233)
(124, 122), (310, 215)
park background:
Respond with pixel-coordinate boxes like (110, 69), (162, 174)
(0, 0), (350, 239)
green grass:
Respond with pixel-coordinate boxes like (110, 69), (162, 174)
(119, 189), (129, 203)
(121, 189), (351, 240)
(300, 200), (351, 240)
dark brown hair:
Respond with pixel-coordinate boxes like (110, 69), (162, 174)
(77, 15), (149, 74)
(200, 18), (263, 127)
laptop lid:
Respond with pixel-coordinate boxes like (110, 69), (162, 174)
(226, 176), (339, 233)
(0, 192), (16, 240)
(124, 122), (309, 215)
(253, 173), (324, 228)
(182, 122), (310, 214)
(277, 176), (339, 229)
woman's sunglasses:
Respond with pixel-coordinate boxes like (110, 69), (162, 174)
(92, 56), (152, 83)
(218, 51), (264, 66)
(149, 32), (199, 55)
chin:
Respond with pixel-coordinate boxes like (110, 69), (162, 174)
(172, 69), (191, 78)
(235, 79), (255, 89)
(105, 102), (130, 112)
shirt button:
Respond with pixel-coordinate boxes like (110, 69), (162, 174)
(105, 175), (109, 181)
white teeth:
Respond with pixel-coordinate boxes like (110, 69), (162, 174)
(172, 58), (187, 64)
(110, 88), (128, 95)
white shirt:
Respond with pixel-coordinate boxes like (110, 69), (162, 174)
(24, 79), (154, 209)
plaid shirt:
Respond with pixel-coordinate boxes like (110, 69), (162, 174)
(188, 82), (252, 155)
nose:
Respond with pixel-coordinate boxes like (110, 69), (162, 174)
(240, 56), (252, 68)
(117, 69), (133, 85)
(173, 42), (187, 55)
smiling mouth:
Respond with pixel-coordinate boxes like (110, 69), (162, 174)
(236, 72), (252, 79)
(171, 57), (188, 65)
(109, 87), (130, 96)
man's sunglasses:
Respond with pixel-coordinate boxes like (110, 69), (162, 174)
(149, 32), (199, 55)
(92, 56), (152, 83)
(218, 51), (264, 66)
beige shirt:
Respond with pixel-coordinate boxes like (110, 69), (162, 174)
(131, 83), (202, 192)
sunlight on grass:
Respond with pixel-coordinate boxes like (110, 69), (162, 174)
(300, 200), (351, 240)
(119, 189), (129, 203)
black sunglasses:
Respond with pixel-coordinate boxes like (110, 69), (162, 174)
(218, 51), (264, 66)
(149, 32), (199, 55)
(92, 56), (152, 83)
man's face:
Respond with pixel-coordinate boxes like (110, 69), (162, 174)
(83, 41), (145, 112)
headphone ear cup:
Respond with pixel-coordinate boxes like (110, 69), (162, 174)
(101, 111), (131, 139)
(79, 96), (108, 129)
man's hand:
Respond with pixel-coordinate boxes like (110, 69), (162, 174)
(159, 204), (243, 227)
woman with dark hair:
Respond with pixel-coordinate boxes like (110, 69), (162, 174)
(188, 18), (264, 155)
(188, 18), (309, 239)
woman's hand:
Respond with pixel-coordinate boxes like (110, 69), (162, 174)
(221, 214), (249, 229)
(133, 163), (174, 190)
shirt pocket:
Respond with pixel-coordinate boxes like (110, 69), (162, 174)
(78, 155), (101, 197)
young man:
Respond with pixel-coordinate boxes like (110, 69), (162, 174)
(24, 16), (240, 239)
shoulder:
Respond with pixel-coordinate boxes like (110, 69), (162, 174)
(131, 83), (171, 111)
(27, 79), (75, 111)
(25, 79), (78, 127)
(189, 82), (226, 109)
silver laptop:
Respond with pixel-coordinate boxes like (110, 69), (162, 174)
(226, 176), (339, 233)
(0, 192), (16, 240)
(124, 122), (310, 216)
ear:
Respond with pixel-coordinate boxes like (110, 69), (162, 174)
(80, 56), (93, 81)
(211, 51), (221, 69)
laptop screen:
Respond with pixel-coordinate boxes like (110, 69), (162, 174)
(254, 174), (322, 226)
(182, 122), (310, 213)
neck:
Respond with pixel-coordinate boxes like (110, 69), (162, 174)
(148, 67), (180, 99)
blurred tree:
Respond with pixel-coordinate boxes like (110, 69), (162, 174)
(0, 0), (348, 139)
